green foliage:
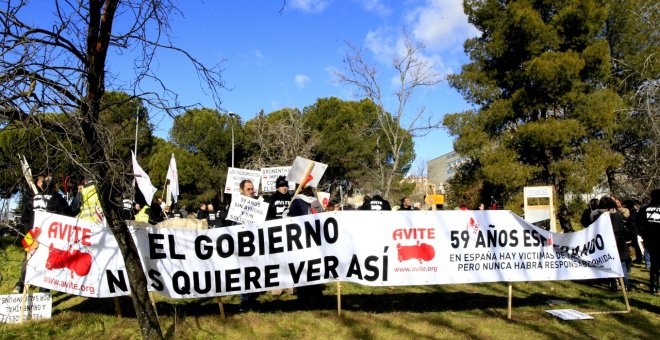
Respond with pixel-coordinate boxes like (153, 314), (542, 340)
(447, 0), (626, 204)
(147, 138), (222, 208)
(169, 108), (237, 169)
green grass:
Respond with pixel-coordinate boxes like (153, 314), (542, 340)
(1, 235), (659, 339)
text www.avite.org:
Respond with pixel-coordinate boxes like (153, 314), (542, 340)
(43, 275), (96, 294)
(393, 266), (438, 273)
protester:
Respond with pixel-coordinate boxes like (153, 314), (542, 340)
(148, 198), (166, 225)
(581, 198), (599, 228)
(359, 190), (391, 211)
(399, 197), (413, 211)
(196, 202), (208, 220)
(637, 189), (660, 294)
(13, 175), (72, 293)
(206, 203), (222, 228)
(120, 197), (135, 220)
(288, 185), (325, 301)
(232, 179), (260, 310)
(593, 196), (631, 291)
(623, 199), (644, 264)
(266, 176), (292, 220)
(134, 203), (149, 223)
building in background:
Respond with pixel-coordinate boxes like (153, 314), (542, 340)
(427, 151), (468, 195)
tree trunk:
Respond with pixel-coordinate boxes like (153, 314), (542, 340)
(109, 211), (163, 339)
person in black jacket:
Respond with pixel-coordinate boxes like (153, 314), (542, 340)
(581, 198), (599, 228)
(359, 190), (391, 211)
(637, 189), (660, 294)
(266, 176), (292, 220)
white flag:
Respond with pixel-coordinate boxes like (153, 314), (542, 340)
(132, 151), (157, 205)
(166, 153), (179, 204)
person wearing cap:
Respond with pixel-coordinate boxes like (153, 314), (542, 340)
(266, 175), (292, 220)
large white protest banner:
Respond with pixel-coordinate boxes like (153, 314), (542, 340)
(25, 210), (623, 299)
(128, 211), (623, 299)
(226, 195), (269, 224)
(224, 168), (261, 194)
(261, 166), (292, 192)
(25, 211), (129, 298)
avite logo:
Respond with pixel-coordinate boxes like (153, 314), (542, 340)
(392, 227), (436, 263)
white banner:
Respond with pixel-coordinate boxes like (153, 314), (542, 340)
(224, 168), (261, 194)
(226, 195), (269, 224)
(25, 211), (129, 297)
(261, 166), (292, 192)
(26, 211), (623, 299)
(0, 293), (52, 323)
(129, 211), (622, 298)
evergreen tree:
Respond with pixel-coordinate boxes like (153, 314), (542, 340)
(446, 0), (625, 206)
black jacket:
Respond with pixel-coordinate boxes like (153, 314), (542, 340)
(266, 191), (293, 220)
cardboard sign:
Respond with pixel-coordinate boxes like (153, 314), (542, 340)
(224, 168), (261, 194)
(286, 157), (327, 188)
(226, 195), (269, 224)
(317, 191), (330, 208)
(0, 293), (52, 323)
(261, 166), (292, 192)
(426, 194), (445, 206)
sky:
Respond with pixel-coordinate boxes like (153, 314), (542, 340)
(19, 0), (480, 172)
(106, 0), (480, 172)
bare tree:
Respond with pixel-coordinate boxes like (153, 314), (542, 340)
(336, 29), (442, 199)
(242, 108), (317, 169)
(1, 1), (225, 338)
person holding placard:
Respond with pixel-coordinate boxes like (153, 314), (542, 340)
(235, 179), (260, 311)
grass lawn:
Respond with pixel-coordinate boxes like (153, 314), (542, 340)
(1, 234), (659, 339)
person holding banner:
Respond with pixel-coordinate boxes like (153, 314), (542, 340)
(266, 176), (292, 220)
(13, 175), (72, 293)
(594, 196), (631, 291)
(399, 197), (413, 211)
(233, 179), (261, 311)
(637, 189), (660, 294)
(288, 185), (325, 302)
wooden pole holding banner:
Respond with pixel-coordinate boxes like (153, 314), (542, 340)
(507, 283), (513, 319)
(18, 254), (31, 323)
(217, 297), (226, 319)
(336, 282), (342, 316)
(585, 278), (631, 315)
(114, 297), (123, 318)
(620, 277), (631, 312)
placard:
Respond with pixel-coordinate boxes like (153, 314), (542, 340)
(224, 168), (261, 194)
